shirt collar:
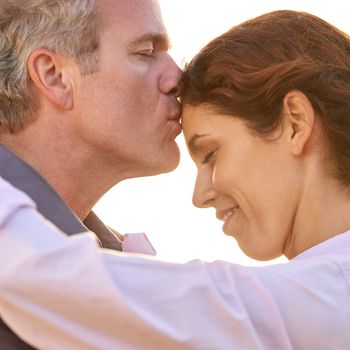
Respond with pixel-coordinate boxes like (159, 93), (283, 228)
(293, 230), (350, 260)
(0, 144), (122, 251)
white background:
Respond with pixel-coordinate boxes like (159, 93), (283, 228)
(95, 1), (350, 265)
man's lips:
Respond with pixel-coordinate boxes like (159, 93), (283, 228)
(167, 101), (181, 121)
(167, 112), (182, 139)
(168, 110), (181, 122)
(167, 105), (182, 137)
(168, 119), (182, 138)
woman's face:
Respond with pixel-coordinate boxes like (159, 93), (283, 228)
(182, 104), (303, 260)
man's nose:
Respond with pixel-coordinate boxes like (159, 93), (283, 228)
(192, 170), (216, 208)
(159, 55), (182, 95)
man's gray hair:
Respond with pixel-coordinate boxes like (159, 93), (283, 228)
(0, 0), (99, 133)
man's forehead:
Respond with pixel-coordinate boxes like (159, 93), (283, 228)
(98, 0), (166, 34)
(98, 0), (162, 20)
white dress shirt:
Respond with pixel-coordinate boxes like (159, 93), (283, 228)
(0, 176), (350, 350)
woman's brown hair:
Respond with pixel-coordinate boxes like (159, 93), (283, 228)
(180, 10), (350, 187)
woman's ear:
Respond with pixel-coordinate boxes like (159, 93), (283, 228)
(27, 48), (74, 110)
(282, 91), (315, 156)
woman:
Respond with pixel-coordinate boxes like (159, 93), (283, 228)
(180, 9), (350, 261)
(1, 10), (349, 350)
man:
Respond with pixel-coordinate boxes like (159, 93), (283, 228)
(0, 0), (180, 348)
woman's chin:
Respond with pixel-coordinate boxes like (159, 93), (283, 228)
(237, 239), (282, 261)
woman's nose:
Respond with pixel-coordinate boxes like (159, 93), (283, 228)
(192, 169), (216, 208)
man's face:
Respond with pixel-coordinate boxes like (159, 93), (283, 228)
(72, 0), (181, 178)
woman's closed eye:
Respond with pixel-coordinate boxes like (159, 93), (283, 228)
(202, 150), (217, 164)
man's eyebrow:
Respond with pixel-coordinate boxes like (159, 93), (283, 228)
(130, 33), (172, 49)
(188, 134), (209, 155)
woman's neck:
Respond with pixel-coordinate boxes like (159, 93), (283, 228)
(284, 175), (350, 259)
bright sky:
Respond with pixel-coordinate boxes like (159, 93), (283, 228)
(95, 1), (350, 265)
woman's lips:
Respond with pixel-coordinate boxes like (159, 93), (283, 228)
(220, 206), (239, 235)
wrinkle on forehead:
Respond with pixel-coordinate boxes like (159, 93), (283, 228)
(98, 0), (164, 27)
(96, 0), (168, 48)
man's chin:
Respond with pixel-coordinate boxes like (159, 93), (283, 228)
(147, 148), (181, 176)
(163, 147), (181, 172)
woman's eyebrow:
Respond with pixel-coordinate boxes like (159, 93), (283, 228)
(187, 134), (209, 154)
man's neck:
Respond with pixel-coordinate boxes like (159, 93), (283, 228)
(0, 122), (119, 220)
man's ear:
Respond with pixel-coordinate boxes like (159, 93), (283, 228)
(282, 91), (315, 156)
(27, 49), (74, 110)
